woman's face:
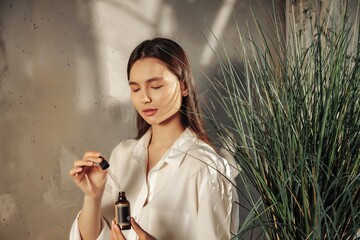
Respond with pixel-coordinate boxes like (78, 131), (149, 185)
(129, 57), (185, 126)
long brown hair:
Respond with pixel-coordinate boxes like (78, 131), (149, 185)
(127, 38), (211, 145)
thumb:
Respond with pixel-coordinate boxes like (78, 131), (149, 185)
(130, 217), (145, 234)
(130, 217), (147, 239)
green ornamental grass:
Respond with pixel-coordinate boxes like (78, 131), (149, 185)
(206, 2), (360, 239)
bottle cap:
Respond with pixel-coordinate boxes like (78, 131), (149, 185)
(99, 156), (110, 170)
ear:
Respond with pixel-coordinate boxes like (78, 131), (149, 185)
(180, 80), (188, 97)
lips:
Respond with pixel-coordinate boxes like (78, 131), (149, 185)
(142, 108), (157, 116)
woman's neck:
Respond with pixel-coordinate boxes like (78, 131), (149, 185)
(146, 114), (185, 172)
(150, 125), (185, 148)
(149, 113), (185, 147)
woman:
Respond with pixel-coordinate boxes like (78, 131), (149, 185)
(69, 38), (236, 240)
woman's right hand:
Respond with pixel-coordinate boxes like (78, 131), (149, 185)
(69, 151), (107, 198)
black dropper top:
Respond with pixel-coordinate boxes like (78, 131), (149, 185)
(99, 156), (110, 170)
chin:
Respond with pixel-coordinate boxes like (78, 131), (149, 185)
(140, 115), (158, 125)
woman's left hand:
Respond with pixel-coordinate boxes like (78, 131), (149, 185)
(110, 218), (157, 240)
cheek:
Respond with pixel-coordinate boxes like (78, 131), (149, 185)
(163, 92), (182, 110)
(161, 86), (181, 105)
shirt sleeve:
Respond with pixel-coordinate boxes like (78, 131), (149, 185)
(69, 212), (111, 240)
(195, 165), (235, 240)
(69, 167), (115, 240)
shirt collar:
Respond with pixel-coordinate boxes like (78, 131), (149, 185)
(132, 127), (198, 168)
(132, 128), (152, 165)
(165, 128), (197, 167)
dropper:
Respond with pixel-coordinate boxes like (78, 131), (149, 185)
(99, 156), (122, 190)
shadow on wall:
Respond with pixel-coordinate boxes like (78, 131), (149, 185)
(0, 0), (135, 239)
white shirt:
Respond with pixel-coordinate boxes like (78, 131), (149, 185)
(70, 128), (237, 240)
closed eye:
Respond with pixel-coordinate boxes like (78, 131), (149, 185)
(131, 88), (140, 92)
(151, 85), (163, 89)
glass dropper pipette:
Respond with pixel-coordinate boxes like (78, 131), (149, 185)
(99, 156), (122, 190)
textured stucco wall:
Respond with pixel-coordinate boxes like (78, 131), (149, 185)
(0, 0), (281, 239)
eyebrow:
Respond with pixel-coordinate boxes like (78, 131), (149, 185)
(128, 77), (163, 86)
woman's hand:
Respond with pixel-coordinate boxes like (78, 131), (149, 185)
(110, 218), (157, 240)
(69, 151), (107, 198)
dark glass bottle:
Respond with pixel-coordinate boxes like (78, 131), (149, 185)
(115, 191), (131, 230)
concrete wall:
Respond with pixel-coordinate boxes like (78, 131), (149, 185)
(0, 0), (281, 239)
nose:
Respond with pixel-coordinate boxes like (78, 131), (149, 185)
(140, 89), (151, 104)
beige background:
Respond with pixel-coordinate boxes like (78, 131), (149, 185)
(3, 0), (357, 239)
